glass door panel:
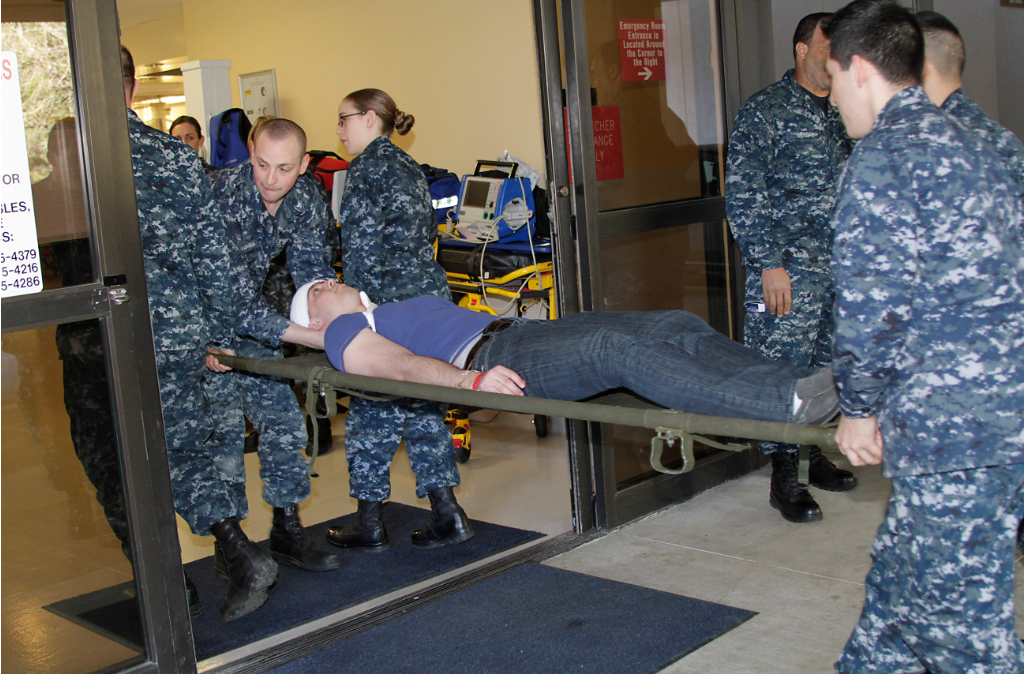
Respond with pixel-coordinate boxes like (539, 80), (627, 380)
(3, 22), (95, 291)
(559, 0), (748, 526)
(2, 322), (144, 673)
(3, 1), (191, 671)
(587, 0), (726, 211)
(600, 219), (734, 488)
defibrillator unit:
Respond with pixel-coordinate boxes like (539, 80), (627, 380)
(453, 174), (535, 243)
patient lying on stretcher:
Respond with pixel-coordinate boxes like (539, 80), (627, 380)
(286, 279), (840, 425)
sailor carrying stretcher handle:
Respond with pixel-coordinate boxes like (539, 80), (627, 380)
(212, 279), (840, 428)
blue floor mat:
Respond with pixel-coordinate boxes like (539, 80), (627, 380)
(266, 563), (756, 674)
(45, 502), (543, 660)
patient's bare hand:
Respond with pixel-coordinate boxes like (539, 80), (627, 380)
(206, 346), (236, 373)
(477, 366), (526, 396)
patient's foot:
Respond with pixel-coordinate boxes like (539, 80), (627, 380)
(792, 367), (839, 425)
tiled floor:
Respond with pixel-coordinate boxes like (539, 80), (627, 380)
(546, 450), (1026, 673)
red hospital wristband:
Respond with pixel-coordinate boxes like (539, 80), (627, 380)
(472, 373), (485, 390)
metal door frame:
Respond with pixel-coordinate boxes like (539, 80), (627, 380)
(531, 0), (596, 534)
(534, 0), (766, 529)
(2, 0), (196, 670)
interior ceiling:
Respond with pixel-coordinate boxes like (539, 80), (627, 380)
(4, 0), (186, 103)
(2, 0), (182, 29)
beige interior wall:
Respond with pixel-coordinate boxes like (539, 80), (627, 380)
(166, 0), (547, 181)
(120, 13), (186, 67)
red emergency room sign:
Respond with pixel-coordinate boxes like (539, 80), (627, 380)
(563, 107), (624, 182)
(591, 106), (624, 181)
(618, 19), (665, 82)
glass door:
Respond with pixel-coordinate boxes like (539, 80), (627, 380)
(545, 0), (760, 527)
(1, 1), (195, 672)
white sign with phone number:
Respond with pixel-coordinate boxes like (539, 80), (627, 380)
(1, 51), (44, 298)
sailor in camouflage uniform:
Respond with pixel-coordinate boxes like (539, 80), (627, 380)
(121, 46), (277, 622)
(249, 173), (339, 456)
(326, 88), (472, 551)
(726, 13), (856, 523)
(822, 5), (1024, 672)
(208, 119), (341, 575)
(916, 11), (1024, 200)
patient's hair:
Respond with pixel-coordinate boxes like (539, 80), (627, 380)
(916, 11), (965, 78)
(344, 88), (414, 136)
(251, 117), (307, 154)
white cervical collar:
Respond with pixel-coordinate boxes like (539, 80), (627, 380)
(360, 291), (378, 332)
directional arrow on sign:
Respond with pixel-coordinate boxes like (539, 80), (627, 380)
(637, 67), (653, 80)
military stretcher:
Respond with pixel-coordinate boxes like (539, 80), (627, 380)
(217, 353), (838, 480)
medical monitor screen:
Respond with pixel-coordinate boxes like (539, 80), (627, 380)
(464, 179), (490, 209)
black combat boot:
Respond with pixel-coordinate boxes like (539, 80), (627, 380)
(325, 500), (390, 551)
(769, 452), (823, 523)
(210, 517), (278, 622)
(184, 572), (202, 617)
(244, 431), (259, 454)
(269, 505), (343, 571)
(411, 487), (475, 548)
(305, 415), (334, 457)
(807, 446), (858, 492)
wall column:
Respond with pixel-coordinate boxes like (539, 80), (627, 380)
(180, 59), (232, 158)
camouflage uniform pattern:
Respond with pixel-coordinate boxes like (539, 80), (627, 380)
(200, 156), (220, 180)
(943, 88), (1024, 200)
(56, 319), (129, 553)
(836, 466), (1023, 674)
(831, 86), (1024, 672)
(209, 161), (335, 507)
(46, 239), (129, 551)
(261, 173), (339, 322)
(339, 135), (456, 501)
(339, 135), (449, 304)
(127, 109), (241, 535)
(214, 162), (334, 346)
(725, 69), (852, 454)
(203, 342), (311, 510)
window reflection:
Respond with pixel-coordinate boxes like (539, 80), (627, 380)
(2, 324), (144, 673)
(2, 21), (94, 290)
(33, 118), (94, 287)
(586, 0), (725, 212)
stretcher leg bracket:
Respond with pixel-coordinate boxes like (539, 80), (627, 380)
(648, 428), (751, 475)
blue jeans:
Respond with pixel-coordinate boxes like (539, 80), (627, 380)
(470, 310), (803, 423)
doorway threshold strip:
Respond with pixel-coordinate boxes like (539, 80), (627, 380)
(203, 528), (603, 674)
